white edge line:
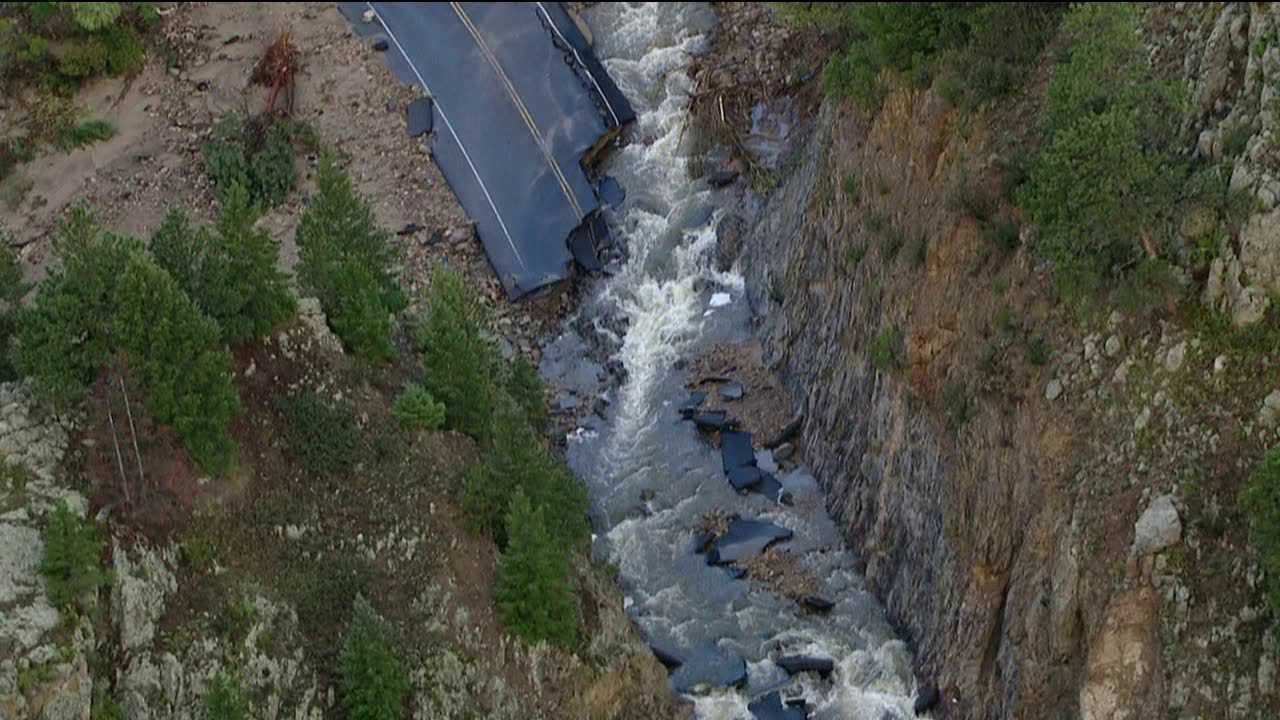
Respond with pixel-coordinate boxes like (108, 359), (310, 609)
(534, 1), (621, 128)
(366, 2), (524, 269)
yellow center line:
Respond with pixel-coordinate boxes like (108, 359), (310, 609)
(450, 2), (584, 219)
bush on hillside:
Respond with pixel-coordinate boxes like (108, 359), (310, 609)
(201, 112), (301, 211)
(150, 185), (295, 344)
(280, 391), (361, 477)
(340, 596), (409, 720)
(40, 500), (109, 610)
(935, 3), (1065, 110)
(295, 155), (407, 361)
(417, 265), (499, 441)
(0, 238), (27, 381)
(1242, 446), (1280, 619)
(505, 354), (547, 433)
(0, 3), (154, 89)
(391, 383), (445, 431)
(204, 673), (249, 720)
(495, 489), (579, 648)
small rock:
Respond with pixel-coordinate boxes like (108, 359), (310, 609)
(720, 382), (745, 401)
(706, 169), (739, 188)
(1214, 355), (1228, 373)
(1260, 390), (1280, 426)
(709, 292), (732, 308)
(773, 442), (795, 461)
(395, 222), (424, 236)
(371, 37), (389, 52)
(1134, 407), (1152, 432)
(1045, 379), (1063, 402)
(361, 8), (376, 22)
(1165, 341), (1188, 372)
(914, 683), (941, 715)
(1131, 495), (1182, 558)
(1105, 335), (1123, 357)
(1108, 310), (1125, 328)
(800, 595), (834, 613)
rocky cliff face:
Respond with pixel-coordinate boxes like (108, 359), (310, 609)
(725, 5), (1280, 716)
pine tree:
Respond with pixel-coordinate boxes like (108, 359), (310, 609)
(39, 500), (109, 610)
(495, 489), (579, 647)
(340, 596), (409, 720)
(203, 672), (249, 720)
(506, 354), (547, 433)
(417, 265), (499, 441)
(114, 253), (240, 475)
(150, 185), (295, 344)
(295, 154), (406, 360)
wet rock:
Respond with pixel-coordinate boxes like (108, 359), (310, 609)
(692, 411), (731, 431)
(557, 395), (580, 412)
(777, 655), (834, 678)
(670, 645), (748, 694)
(1131, 495), (1181, 558)
(723, 565), (748, 580)
(649, 643), (684, 671)
(748, 691), (807, 720)
(707, 169), (739, 188)
(914, 683), (941, 715)
(592, 397), (609, 418)
(706, 518), (792, 565)
(679, 391), (707, 418)
(800, 595), (834, 613)
(721, 431), (756, 473)
(720, 382), (745, 401)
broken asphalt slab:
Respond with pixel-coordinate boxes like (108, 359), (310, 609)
(706, 518), (793, 565)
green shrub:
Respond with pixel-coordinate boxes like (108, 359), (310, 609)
(845, 244), (866, 269)
(870, 326), (902, 372)
(340, 596), (409, 720)
(984, 217), (1021, 253)
(91, 687), (124, 720)
(392, 383), (445, 431)
(495, 489), (579, 647)
(280, 391), (360, 476)
(1243, 446), (1280, 618)
(942, 381), (974, 429)
(911, 233), (928, 267)
(881, 225), (904, 260)
(54, 118), (115, 150)
(296, 154), (406, 361)
(115, 253), (240, 474)
(1026, 335), (1050, 366)
(1022, 3), (1183, 290)
(201, 113), (300, 211)
(948, 174), (996, 222)
(40, 501), (109, 610)
(204, 673), (249, 720)
(150, 186), (295, 344)
(417, 266), (499, 440)
(0, 239), (27, 381)
(935, 3), (1065, 110)
(842, 174), (860, 202)
(505, 354), (547, 433)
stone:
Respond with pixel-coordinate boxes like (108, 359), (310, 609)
(1260, 390), (1280, 426)
(1214, 355), (1229, 373)
(371, 37), (389, 52)
(649, 643), (683, 670)
(1240, 207), (1280, 297)
(706, 169), (739, 188)
(777, 655), (834, 678)
(1131, 495), (1182, 558)
(1165, 341), (1187, 372)
(748, 691), (807, 720)
(1045, 379), (1064, 402)
(719, 382), (745, 401)
(112, 543), (177, 653)
(1134, 407), (1152, 432)
(914, 683), (941, 715)
(709, 292), (732, 308)
(773, 442), (795, 461)
(361, 8), (375, 22)
(1105, 336), (1123, 357)
(557, 395), (579, 412)
(691, 411), (730, 431)
(669, 645), (748, 694)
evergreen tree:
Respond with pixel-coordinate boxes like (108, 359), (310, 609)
(11, 208), (139, 409)
(115, 253), (240, 475)
(39, 500), (109, 610)
(151, 185), (295, 344)
(295, 155), (406, 360)
(340, 596), (409, 720)
(505, 354), (547, 433)
(0, 238), (28, 381)
(391, 383), (446, 431)
(495, 489), (579, 647)
(203, 672), (249, 720)
(417, 265), (499, 441)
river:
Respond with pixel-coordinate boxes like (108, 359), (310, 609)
(540, 3), (920, 718)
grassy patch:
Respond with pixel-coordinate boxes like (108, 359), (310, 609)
(942, 382), (974, 429)
(842, 173), (860, 202)
(984, 217), (1021, 252)
(54, 119), (116, 151)
(870, 326), (903, 372)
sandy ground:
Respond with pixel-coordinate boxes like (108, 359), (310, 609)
(0, 2), (575, 335)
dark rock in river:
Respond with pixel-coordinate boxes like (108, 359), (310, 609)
(800, 595), (834, 613)
(649, 643), (684, 671)
(706, 518), (792, 565)
(707, 168), (739, 188)
(914, 683), (940, 715)
(748, 691), (808, 720)
(777, 655), (834, 678)
(691, 411), (730, 431)
(679, 391), (707, 418)
(720, 430), (755, 473)
(670, 645), (748, 694)
(715, 213), (748, 272)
